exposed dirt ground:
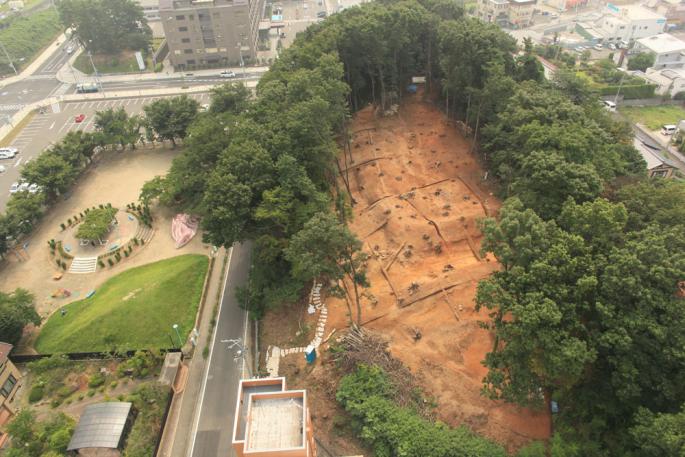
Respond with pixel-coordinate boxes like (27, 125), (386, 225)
(267, 91), (550, 454)
(0, 148), (211, 353)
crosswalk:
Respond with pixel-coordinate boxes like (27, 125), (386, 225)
(0, 104), (25, 111)
(25, 74), (57, 80)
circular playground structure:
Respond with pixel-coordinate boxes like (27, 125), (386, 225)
(49, 204), (155, 274)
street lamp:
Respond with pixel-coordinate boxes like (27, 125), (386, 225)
(0, 39), (17, 75)
(221, 338), (252, 377)
(172, 324), (183, 347)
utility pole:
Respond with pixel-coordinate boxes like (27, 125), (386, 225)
(222, 338), (253, 378)
(87, 49), (104, 93)
(0, 39), (17, 75)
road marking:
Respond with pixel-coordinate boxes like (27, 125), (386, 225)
(125, 99), (132, 105)
(83, 117), (95, 132)
(97, 101), (106, 108)
(13, 158), (22, 168)
(49, 121), (55, 130)
(188, 246), (234, 457)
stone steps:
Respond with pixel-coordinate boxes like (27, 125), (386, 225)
(69, 256), (98, 274)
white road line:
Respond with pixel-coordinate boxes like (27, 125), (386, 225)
(13, 158), (22, 168)
(187, 246), (234, 457)
(97, 101), (106, 108)
(125, 99), (132, 105)
(57, 120), (72, 134)
(82, 117), (95, 132)
(49, 121), (55, 130)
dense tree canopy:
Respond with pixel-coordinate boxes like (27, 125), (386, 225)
(0, 288), (39, 345)
(57, 0), (151, 54)
(143, 95), (199, 146)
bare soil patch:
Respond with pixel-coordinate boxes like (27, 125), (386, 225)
(265, 92), (550, 453)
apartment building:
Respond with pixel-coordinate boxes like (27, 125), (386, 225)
(477, 0), (536, 28)
(232, 378), (316, 457)
(0, 343), (21, 447)
(645, 0), (685, 25)
(160, 0), (264, 70)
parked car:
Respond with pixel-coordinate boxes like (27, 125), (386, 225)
(220, 70), (236, 78)
(75, 113), (86, 123)
(0, 147), (17, 159)
(662, 124), (677, 135)
(9, 182), (19, 194)
(0, 165), (6, 173)
(200, 103), (210, 112)
(603, 100), (617, 112)
(316, 10), (327, 17)
(608, 43), (616, 50)
(28, 183), (41, 194)
(66, 45), (74, 54)
(18, 182), (29, 192)
(593, 43), (603, 51)
(574, 46), (585, 53)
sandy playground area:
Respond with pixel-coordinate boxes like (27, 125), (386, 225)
(0, 148), (211, 353)
(324, 93), (551, 450)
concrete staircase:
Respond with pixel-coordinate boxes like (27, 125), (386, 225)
(69, 256), (98, 274)
(134, 223), (155, 245)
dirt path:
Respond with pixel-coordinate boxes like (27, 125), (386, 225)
(0, 148), (210, 353)
(326, 93), (550, 451)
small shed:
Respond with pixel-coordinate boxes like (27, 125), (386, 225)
(67, 402), (133, 456)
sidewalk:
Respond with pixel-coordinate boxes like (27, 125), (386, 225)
(55, 53), (269, 84)
(157, 247), (228, 457)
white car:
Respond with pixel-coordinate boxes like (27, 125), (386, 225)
(0, 165), (5, 173)
(593, 43), (603, 51)
(9, 182), (19, 194)
(608, 43), (616, 50)
(18, 182), (29, 192)
(66, 45), (74, 54)
(28, 183), (41, 194)
(200, 103), (210, 112)
(220, 70), (236, 78)
(0, 147), (18, 159)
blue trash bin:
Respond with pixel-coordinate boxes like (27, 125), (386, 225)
(305, 345), (316, 364)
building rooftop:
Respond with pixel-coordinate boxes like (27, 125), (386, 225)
(0, 342), (13, 366)
(67, 402), (132, 451)
(235, 380), (284, 441)
(637, 33), (685, 54)
(245, 395), (305, 451)
(619, 4), (666, 21)
(633, 138), (680, 170)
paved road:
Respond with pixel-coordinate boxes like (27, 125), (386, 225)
(0, 38), (77, 121)
(189, 242), (251, 457)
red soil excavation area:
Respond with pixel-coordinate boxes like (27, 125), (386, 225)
(327, 92), (551, 451)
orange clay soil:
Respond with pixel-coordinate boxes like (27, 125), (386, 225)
(326, 91), (551, 451)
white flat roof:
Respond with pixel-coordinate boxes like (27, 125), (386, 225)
(246, 396), (304, 451)
(620, 4), (665, 21)
(637, 33), (685, 53)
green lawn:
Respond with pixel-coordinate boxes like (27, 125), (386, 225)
(35, 254), (209, 353)
(619, 105), (685, 131)
(73, 50), (153, 75)
(0, 8), (61, 75)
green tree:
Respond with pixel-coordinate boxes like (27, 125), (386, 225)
(630, 406), (685, 456)
(477, 197), (685, 454)
(75, 206), (118, 241)
(95, 107), (141, 148)
(57, 0), (151, 54)
(286, 212), (367, 325)
(613, 179), (685, 231)
(0, 288), (39, 346)
(209, 83), (251, 114)
(4, 191), (46, 235)
(20, 152), (78, 201)
(6, 410), (74, 456)
(627, 52), (656, 71)
(142, 95), (199, 146)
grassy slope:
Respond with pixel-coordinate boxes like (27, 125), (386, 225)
(0, 8), (61, 75)
(73, 50), (152, 75)
(620, 105), (685, 131)
(35, 254), (209, 353)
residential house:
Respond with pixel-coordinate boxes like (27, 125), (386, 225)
(477, 0), (537, 28)
(597, 4), (666, 44)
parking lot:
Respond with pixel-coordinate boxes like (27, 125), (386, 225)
(0, 92), (211, 211)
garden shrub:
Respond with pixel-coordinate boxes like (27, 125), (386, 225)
(88, 372), (106, 388)
(336, 365), (507, 457)
(28, 385), (44, 403)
